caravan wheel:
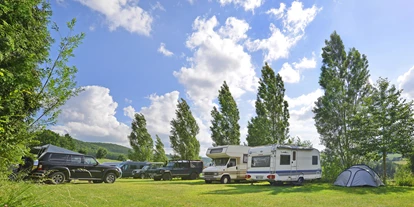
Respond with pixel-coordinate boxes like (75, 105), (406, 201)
(220, 175), (231, 184)
(295, 177), (304, 186)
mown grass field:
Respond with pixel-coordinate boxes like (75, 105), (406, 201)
(7, 178), (414, 207)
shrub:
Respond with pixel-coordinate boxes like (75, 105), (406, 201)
(394, 164), (414, 187)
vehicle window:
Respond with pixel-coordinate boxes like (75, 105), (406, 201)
(293, 151), (296, 161)
(213, 158), (229, 166)
(280, 155), (290, 165)
(130, 165), (138, 169)
(84, 157), (98, 165)
(70, 155), (82, 164)
(243, 154), (248, 163)
(49, 153), (69, 161)
(229, 159), (236, 167)
(312, 156), (318, 165)
(251, 156), (270, 167)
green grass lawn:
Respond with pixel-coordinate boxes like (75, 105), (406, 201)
(8, 179), (413, 207)
(96, 158), (121, 164)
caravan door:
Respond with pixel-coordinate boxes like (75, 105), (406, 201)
(290, 150), (298, 180)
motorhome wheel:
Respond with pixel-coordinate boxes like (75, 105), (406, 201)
(220, 175), (230, 184)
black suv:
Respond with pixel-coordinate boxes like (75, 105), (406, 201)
(149, 160), (203, 181)
(29, 144), (122, 184)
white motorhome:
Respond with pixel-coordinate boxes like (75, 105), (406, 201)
(202, 145), (250, 184)
(246, 144), (321, 185)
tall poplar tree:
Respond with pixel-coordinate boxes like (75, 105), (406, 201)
(247, 63), (290, 146)
(210, 81), (240, 146)
(313, 31), (371, 169)
(153, 135), (168, 163)
(170, 98), (200, 160)
(128, 113), (154, 161)
(357, 78), (414, 183)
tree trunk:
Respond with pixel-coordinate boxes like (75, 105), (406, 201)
(382, 151), (387, 184)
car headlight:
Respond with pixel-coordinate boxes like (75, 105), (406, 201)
(214, 172), (219, 176)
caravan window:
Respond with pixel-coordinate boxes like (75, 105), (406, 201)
(251, 156), (270, 167)
(243, 154), (248, 163)
(312, 156), (318, 165)
(280, 155), (290, 165)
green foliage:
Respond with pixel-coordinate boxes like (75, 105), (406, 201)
(170, 98), (200, 160)
(210, 81), (241, 146)
(128, 113), (154, 161)
(154, 135), (168, 163)
(96, 148), (108, 159)
(313, 31), (371, 169)
(285, 136), (313, 147)
(247, 63), (290, 146)
(117, 154), (127, 161)
(31, 129), (76, 150)
(367, 160), (397, 180)
(395, 164), (414, 187)
(78, 148), (87, 154)
(320, 151), (343, 182)
(409, 153), (414, 174)
(356, 78), (414, 183)
(0, 179), (45, 207)
(0, 0), (84, 175)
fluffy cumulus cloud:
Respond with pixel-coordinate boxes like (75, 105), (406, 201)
(173, 16), (259, 151)
(174, 16), (258, 121)
(50, 86), (131, 146)
(246, 1), (322, 62)
(158, 42), (174, 57)
(123, 91), (180, 154)
(285, 89), (324, 150)
(75, 0), (153, 36)
(397, 66), (414, 98)
(278, 52), (316, 83)
(218, 0), (264, 12)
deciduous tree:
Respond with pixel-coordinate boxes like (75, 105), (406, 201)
(96, 148), (108, 159)
(170, 98), (200, 160)
(313, 31), (371, 169)
(128, 113), (154, 161)
(153, 135), (168, 163)
(210, 81), (240, 146)
(247, 63), (290, 146)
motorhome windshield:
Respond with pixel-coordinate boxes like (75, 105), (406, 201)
(213, 158), (229, 166)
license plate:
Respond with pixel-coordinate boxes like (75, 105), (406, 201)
(256, 176), (263, 179)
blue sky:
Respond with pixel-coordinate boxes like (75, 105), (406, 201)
(49, 0), (414, 156)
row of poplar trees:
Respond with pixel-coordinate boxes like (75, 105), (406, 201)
(127, 31), (414, 184)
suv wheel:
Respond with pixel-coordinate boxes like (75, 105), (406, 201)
(220, 175), (230, 184)
(50, 172), (65, 184)
(190, 172), (198, 180)
(104, 172), (116, 183)
(162, 173), (171, 181)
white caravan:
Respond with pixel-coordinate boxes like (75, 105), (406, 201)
(202, 145), (250, 184)
(246, 144), (321, 185)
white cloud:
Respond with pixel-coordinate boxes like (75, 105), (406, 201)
(286, 88), (324, 151)
(397, 66), (414, 98)
(89, 25), (95, 31)
(174, 16), (258, 122)
(218, 0), (264, 12)
(279, 62), (301, 83)
(246, 1), (321, 62)
(125, 98), (132, 104)
(266, 3), (286, 19)
(150, 1), (165, 11)
(293, 52), (316, 69)
(158, 42), (174, 57)
(278, 52), (317, 83)
(75, 0), (153, 36)
(123, 106), (136, 119)
(50, 86), (131, 146)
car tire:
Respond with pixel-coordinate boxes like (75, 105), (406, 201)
(50, 172), (65, 184)
(104, 172), (117, 183)
(220, 175), (230, 184)
(162, 173), (171, 181)
(205, 180), (212, 184)
(190, 172), (198, 180)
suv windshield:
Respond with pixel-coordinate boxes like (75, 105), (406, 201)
(213, 158), (229, 166)
(142, 166), (149, 170)
(166, 162), (175, 167)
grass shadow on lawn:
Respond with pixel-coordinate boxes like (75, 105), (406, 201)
(119, 178), (206, 186)
(202, 183), (414, 196)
